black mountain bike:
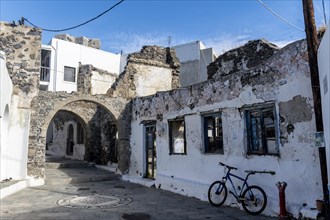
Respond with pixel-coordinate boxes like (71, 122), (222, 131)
(208, 162), (275, 215)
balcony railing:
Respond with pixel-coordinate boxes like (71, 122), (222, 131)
(40, 66), (50, 82)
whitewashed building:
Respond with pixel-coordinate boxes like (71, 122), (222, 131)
(40, 34), (121, 93)
(173, 41), (217, 86)
(126, 39), (324, 218)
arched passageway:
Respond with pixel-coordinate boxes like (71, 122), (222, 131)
(46, 105), (119, 165)
(28, 91), (131, 179)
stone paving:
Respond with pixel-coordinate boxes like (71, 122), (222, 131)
(0, 164), (277, 220)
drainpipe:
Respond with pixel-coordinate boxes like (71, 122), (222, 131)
(276, 182), (288, 219)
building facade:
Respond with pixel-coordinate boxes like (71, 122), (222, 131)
(0, 21), (328, 219)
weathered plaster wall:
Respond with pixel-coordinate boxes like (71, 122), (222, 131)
(127, 39), (321, 217)
(317, 22), (330, 194)
(28, 91), (130, 178)
(78, 64), (118, 95)
(0, 22), (41, 181)
(108, 46), (180, 99)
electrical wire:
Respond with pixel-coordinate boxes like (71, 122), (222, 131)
(23, 0), (125, 32)
(256, 0), (304, 31)
(322, 0), (327, 25)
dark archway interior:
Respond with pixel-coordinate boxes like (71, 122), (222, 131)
(45, 102), (118, 166)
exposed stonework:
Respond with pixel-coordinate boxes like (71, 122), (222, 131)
(107, 46), (180, 99)
(207, 39), (279, 80)
(49, 102), (117, 165)
(78, 64), (118, 95)
(28, 91), (131, 178)
(129, 39), (319, 218)
(55, 34), (101, 49)
(0, 22), (41, 104)
(132, 39), (311, 149)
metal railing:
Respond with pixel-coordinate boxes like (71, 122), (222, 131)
(40, 66), (50, 82)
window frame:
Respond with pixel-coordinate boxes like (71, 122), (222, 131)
(168, 118), (187, 155)
(143, 121), (157, 179)
(244, 104), (279, 156)
(202, 112), (224, 154)
(64, 66), (76, 83)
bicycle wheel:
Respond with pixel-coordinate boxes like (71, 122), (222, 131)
(208, 181), (227, 207)
(241, 185), (267, 215)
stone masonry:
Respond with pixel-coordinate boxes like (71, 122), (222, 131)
(207, 39), (279, 80)
(55, 34), (101, 49)
(28, 91), (130, 178)
(0, 22), (41, 106)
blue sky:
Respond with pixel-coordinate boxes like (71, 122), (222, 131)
(1, 0), (329, 54)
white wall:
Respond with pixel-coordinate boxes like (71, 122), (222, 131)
(0, 51), (29, 181)
(0, 51), (13, 181)
(45, 38), (121, 93)
(318, 21), (330, 195)
(199, 48), (217, 82)
(173, 41), (202, 62)
(47, 121), (85, 160)
(90, 71), (117, 95)
(134, 64), (173, 97)
(173, 41), (217, 86)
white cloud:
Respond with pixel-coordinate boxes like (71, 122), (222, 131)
(202, 34), (251, 55)
(102, 32), (297, 55)
(103, 32), (192, 54)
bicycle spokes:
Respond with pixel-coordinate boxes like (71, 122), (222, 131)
(241, 186), (267, 215)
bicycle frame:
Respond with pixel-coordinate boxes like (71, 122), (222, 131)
(222, 169), (251, 200)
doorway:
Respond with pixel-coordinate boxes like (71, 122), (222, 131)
(66, 124), (74, 155)
(145, 123), (156, 179)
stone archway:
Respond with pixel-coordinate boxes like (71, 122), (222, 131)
(28, 91), (131, 179)
(45, 109), (92, 161)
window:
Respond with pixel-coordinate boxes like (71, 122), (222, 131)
(77, 122), (84, 144)
(64, 66), (76, 82)
(169, 118), (186, 154)
(203, 113), (224, 154)
(245, 105), (279, 155)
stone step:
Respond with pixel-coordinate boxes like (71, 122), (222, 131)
(45, 167), (119, 185)
(45, 161), (93, 169)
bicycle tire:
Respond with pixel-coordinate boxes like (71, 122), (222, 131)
(208, 181), (227, 207)
(241, 185), (267, 215)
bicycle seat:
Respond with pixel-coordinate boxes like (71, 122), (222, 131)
(219, 162), (237, 170)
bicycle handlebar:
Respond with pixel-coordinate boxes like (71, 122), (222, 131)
(219, 162), (237, 170)
(245, 170), (276, 175)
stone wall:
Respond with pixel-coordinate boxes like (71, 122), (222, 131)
(55, 34), (101, 49)
(28, 91), (130, 178)
(107, 46), (180, 99)
(0, 22), (42, 180)
(207, 39), (279, 80)
(0, 22), (41, 105)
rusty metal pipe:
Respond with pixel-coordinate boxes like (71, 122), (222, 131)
(276, 182), (288, 218)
